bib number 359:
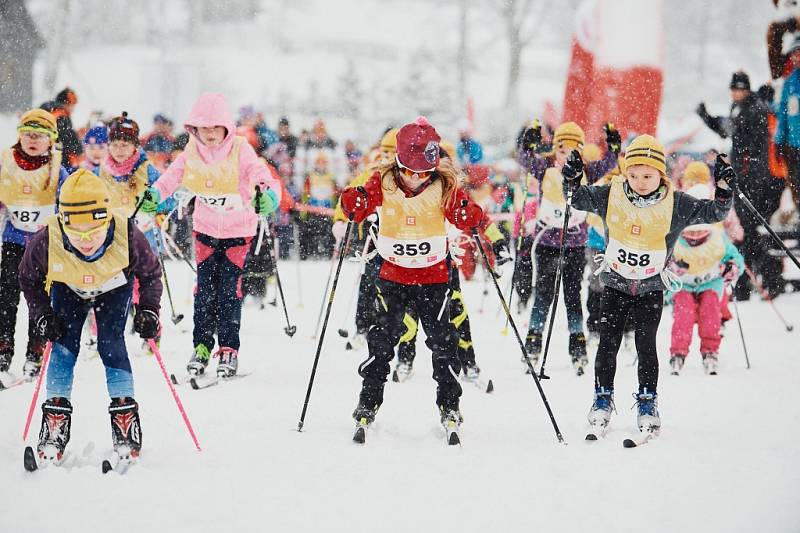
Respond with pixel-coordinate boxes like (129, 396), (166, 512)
(617, 249), (650, 267)
(392, 241), (431, 257)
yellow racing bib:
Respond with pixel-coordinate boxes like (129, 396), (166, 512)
(673, 227), (726, 286)
(0, 148), (61, 232)
(605, 180), (674, 280)
(377, 175), (447, 269)
(537, 167), (586, 229)
(182, 136), (246, 213)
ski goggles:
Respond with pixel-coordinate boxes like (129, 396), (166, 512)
(398, 165), (434, 181)
(61, 219), (110, 242)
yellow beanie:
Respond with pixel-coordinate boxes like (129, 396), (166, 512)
(624, 134), (667, 175)
(553, 122), (585, 152)
(17, 108), (58, 141)
(59, 169), (112, 225)
(439, 139), (457, 160)
(379, 128), (399, 153)
(583, 142), (602, 162)
(682, 161), (712, 188)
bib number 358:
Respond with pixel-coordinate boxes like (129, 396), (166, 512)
(392, 241), (431, 257)
(617, 249), (650, 267)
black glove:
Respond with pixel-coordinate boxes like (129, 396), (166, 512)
(714, 154), (738, 190)
(604, 123), (621, 154)
(519, 120), (542, 151)
(492, 239), (513, 266)
(696, 102), (709, 119)
(133, 307), (160, 339)
(562, 149), (584, 193)
(35, 310), (65, 341)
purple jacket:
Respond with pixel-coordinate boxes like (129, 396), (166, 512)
(19, 219), (163, 320)
(518, 148), (618, 248)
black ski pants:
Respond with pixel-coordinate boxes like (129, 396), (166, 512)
(594, 287), (663, 394)
(359, 279), (461, 410)
(0, 242), (45, 357)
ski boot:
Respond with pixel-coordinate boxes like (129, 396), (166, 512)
(438, 404), (463, 446)
(352, 393), (381, 444)
(22, 356), (42, 380)
(586, 387), (614, 438)
(702, 352), (718, 376)
(523, 333), (542, 373)
(633, 388), (660, 433)
(462, 361), (481, 382)
(37, 397), (73, 463)
(216, 347), (239, 378)
(669, 354), (686, 376)
(186, 343), (211, 375)
(109, 397), (142, 461)
(569, 333), (589, 376)
(392, 358), (414, 383)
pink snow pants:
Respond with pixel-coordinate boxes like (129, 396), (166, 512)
(670, 289), (722, 355)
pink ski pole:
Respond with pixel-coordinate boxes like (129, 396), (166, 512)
(22, 343), (52, 441)
(148, 339), (202, 452)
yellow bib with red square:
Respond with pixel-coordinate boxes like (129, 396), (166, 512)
(376, 174), (447, 268)
(673, 226), (726, 286)
(605, 180), (674, 280)
(45, 211), (130, 298)
(182, 136), (245, 213)
(99, 159), (154, 231)
(537, 167), (587, 229)
(0, 148), (61, 232)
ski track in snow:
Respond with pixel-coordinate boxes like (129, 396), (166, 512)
(1, 259), (799, 533)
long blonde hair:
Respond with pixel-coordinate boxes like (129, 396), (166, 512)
(376, 156), (462, 212)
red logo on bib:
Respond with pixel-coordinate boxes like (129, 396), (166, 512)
(646, 267), (656, 275)
(122, 196), (130, 204)
(23, 185), (32, 194)
(631, 225), (641, 235)
(205, 180), (214, 188)
(83, 275), (94, 284)
(406, 217), (416, 226)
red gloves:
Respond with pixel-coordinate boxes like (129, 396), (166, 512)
(452, 201), (483, 231)
(341, 187), (370, 222)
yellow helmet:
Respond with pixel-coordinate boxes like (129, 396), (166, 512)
(582, 142), (602, 163)
(379, 128), (399, 154)
(17, 108), (58, 141)
(624, 134), (666, 175)
(59, 169), (112, 226)
(682, 161), (712, 188)
(439, 139), (457, 160)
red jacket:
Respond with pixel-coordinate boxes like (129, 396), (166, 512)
(356, 171), (481, 285)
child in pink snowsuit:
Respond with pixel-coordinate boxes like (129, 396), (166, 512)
(141, 93), (281, 378)
(668, 184), (744, 376)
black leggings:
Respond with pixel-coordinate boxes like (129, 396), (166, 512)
(594, 287), (663, 393)
(0, 242), (45, 356)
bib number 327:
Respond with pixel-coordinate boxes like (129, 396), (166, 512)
(392, 241), (431, 257)
(616, 249), (650, 267)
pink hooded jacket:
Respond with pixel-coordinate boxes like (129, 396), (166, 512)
(154, 92), (281, 239)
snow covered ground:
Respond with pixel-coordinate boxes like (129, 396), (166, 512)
(1, 257), (799, 533)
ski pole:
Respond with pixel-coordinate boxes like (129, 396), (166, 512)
(312, 239), (339, 339)
(538, 189), (573, 380)
(730, 293), (751, 369)
(471, 227), (565, 443)
(298, 218), (354, 431)
(147, 339), (202, 451)
(254, 186), (296, 336)
(130, 190), (149, 221)
(22, 343), (52, 442)
(155, 237), (184, 324)
(744, 266), (794, 332)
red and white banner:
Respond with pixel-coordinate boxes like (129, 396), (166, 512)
(562, 0), (664, 143)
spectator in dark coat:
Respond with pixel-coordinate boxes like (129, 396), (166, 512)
(696, 71), (786, 299)
(43, 87), (82, 167)
(277, 117), (298, 158)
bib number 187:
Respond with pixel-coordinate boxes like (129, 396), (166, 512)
(617, 249), (650, 267)
(392, 241), (431, 257)
(13, 210), (40, 223)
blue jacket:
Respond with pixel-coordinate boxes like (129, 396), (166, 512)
(775, 67), (800, 148)
(668, 231), (744, 299)
(457, 138), (484, 165)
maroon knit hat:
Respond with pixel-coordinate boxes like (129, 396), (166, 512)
(108, 112), (140, 145)
(396, 116), (441, 172)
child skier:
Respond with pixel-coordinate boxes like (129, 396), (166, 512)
(141, 92), (281, 378)
(516, 121), (620, 374)
(19, 169), (163, 464)
(340, 117), (483, 444)
(0, 109), (69, 382)
(81, 125), (109, 174)
(668, 184), (744, 376)
(562, 135), (735, 438)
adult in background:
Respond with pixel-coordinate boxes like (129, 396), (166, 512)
(696, 71), (785, 299)
(775, 36), (800, 210)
